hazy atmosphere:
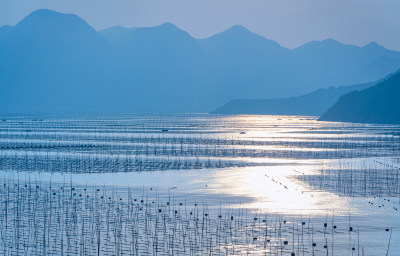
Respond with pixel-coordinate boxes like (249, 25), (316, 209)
(1, 1), (400, 255)
(1, 0), (400, 51)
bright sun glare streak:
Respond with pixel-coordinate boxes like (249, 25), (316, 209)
(210, 165), (350, 216)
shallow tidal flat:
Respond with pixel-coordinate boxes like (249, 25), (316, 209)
(0, 114), (399, 255)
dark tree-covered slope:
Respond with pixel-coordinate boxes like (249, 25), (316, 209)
(319, 71), (400, 124)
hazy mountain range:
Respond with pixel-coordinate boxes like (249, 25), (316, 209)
(1, 9), (400, 114)
(211, 80), (377, 116)
(319, 71), (400, 124)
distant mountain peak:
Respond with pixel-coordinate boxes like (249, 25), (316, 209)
(135, 22), (195, 42)
(150, 22), (193, 37)
(158, 22), (178, 29)
(205, 24), (283, 50)
(216, 25), (257, 38)
(226, 25), (251, 33)
(308, 38), (343, 46)
(323, 38), (334, 41)
(14, 8), (96, 36)
(27, 8), (59, 16)
(2, 8), (107, 52)
(362, 41), (385, 50)
(100, 22), (196, 47)
(21, 9), (82, 24)
(364, 41), (379, 47)
(25, 9), (61, 18)
(294, 38), (359, 52)
(321, 38), (341, 44)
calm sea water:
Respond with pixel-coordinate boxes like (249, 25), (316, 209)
(1, 114), (400, 255)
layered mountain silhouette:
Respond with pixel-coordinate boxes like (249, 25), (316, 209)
(211, 81), (376, 116)
(1, 9), (400, 114)
(319, 71), (400, 124)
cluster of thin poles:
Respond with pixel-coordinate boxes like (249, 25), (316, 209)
(0, 178), (365, 256)
(297, 158), (400, 199)
(0, 116), (399, 174)
(0, 115), (398, 255)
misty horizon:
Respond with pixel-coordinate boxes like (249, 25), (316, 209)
(1, 8), (398, 52)
(1, 2), (400, 255)
(2, 0), (400, 51)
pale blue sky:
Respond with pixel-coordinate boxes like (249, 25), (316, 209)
(1, 0), (399, 51)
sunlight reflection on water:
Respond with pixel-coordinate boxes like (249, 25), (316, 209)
(0, 114), (399, 218)
(1, 114), (400, 255)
